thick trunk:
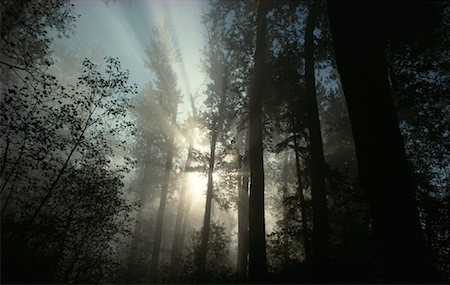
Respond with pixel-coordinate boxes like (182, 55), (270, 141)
(304, 2), (328, 270)
(248, 0), (269, 281)
(328, 2), (434, 282)
(170, 145), (194, 267)
(237, 149), (249, 277)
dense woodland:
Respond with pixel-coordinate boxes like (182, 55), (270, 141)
(1, 0), (449, 284)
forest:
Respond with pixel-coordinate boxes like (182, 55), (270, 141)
(0, 0), (449, 284)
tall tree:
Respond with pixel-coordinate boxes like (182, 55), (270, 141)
(126, 83), (168, 283)
(170, 94), (199, 268)
(303, 1), (329, 272)
(145, 23), (181, 279)
(248, 0), (269, 281)
(197, 38), (229, 278)
(327, 2), (436, 282)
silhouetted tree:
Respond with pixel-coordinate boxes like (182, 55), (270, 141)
(196, 19), (230, 278)
(248, 0), (269, 281)
(303, 3), (329, 273)
(328, 2), (437, 282)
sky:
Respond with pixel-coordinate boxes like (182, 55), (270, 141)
(55, 0), (208, 118)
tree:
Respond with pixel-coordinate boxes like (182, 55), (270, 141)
(170, 94), (199, 268)
(125, 83), (168, 283)
(327, 2), (437, 282)
(1, 56), (137, 283)
(196, 20), (230, 277)
(303, 1), (329, 272)
(383, 3), (449, 277)
(248, 0), (269, 281)
(0, 0), (77, 83)
(144, 23), (182, 279)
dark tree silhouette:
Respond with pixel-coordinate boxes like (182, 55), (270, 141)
(327, 2), (437, 282)
(303, 2), (329, 273)
(248, 0), (269, 281)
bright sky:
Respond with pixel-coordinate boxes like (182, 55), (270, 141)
(56, 0), (208, 117)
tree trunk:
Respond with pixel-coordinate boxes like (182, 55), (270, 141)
(292, 126), (311, 263)
(237, 147), (249, 278)
(197, 130), (217, 277)
(170, 145), (194, 267)
(304, 1), (328, 272)
(327, 2), (434, 282)
(197, 73), (227, 277)
(149, 141), (174, 279)
(179, 194), (192, 257)
(248, 0), (269, 281)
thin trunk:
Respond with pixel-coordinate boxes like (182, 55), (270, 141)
(280, 151), (290, 263)
(197, 74), (227, 276)
(170, 145), (194, 267)
(292, 127), (311, 263)
(149, 139), (174, 278)
(328, 2), (435, 282)
(179, 192), (192, 254)
(197, 135), (216, 276)
(248, 0), (269, 281)
(304, 1), (328, 271)
(237, 147), (249, 278)
(149, 82), (179, 279)
(176, 95), (198, 258)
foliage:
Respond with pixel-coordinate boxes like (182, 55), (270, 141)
(0, 0), (78, 81)
(1, 56), (138, 283)
(386, 3), (450, 277)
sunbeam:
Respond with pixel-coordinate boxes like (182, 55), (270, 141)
(2, 0), (447, 283)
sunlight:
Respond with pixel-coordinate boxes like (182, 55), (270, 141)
(213, 172), (222, 184)
(187, 171), (222, 203)
(188, 172), (207, 203)
(146, 0), (207, 120)
(191, 126), (210, 153)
